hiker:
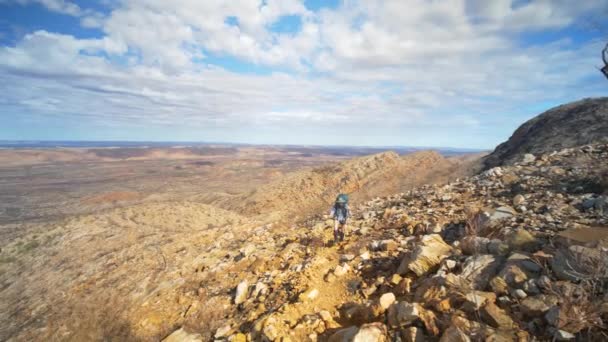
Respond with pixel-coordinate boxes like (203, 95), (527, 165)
(330, 193), (350, 242)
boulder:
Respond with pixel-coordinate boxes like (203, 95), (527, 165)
(520, 295), (556, 317)
(460, 236), (491, 255)
(512, 289), (527, 299)
(459, 254), (503, 290)
(439, 326), (471, 342)
(328, 326), (359, 342)
(387, 302), (422, 328)
(487, 240), (510, 256)
(397, 234), (453, 276)
(507, 229), (538, 252)
(481, 302), (515, 329)
(490, 206), (517, 221)
(379, 293), (396, 311)
(353, 323), (387, 342)
(462, 291), (494, 312)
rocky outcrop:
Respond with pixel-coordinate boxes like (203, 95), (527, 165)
(483, 97), (608, 168)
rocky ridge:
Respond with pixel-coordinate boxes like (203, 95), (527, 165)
(235, 150), (472, 220)
(166, 143), (608, 341)
(483, 97), (608, 169)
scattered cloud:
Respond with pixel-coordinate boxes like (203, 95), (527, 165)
(0, 0), (606, 148)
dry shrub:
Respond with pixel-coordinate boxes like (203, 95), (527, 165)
(549, 246), (608, 338)
(58, 292), (137, 342)
(464, 207), (490, 237)
(549, 285), (605, 337)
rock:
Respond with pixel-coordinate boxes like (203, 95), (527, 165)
(445, 259), (457, 270)
(263, 323), (279, 341)
(462, 291), (493, 312)
(362, 285), (377, 298)
(252, 282), (268, 299)
(359, 226), (371, 235)
(229, 333), (247, 342)
(215, 324), (232, 338)
(439, 325), (471, 342)
(234, 280), (249, 304)
(544, 306), (561, 327)
(380, 239), (398, 252)
(401, 327), (425, 342)
(299, 288), (319, 301)
(460, 236), (491, 255)
(483, 167), (503, 178)
(319, 310), (334, 323)
(353, 322), (387, 342)
(340, 254), (356, 262)
(163, 328), (203, 342)
(520, 295), (553, 317)
(490, 206), (517, 221)
(481, 302), (515, 329)
(389, 274), (402, 285)
(555, 330), (575, 341)
(522, 279), (540, 295)
(328, 326), (359, 342)
(507, 229), (538, 252)
(499, 263), (529, 288)
(537, 275), (551, 291)
(360, 251), (371, 260)
(522, 153), (536, 164)
(395, 277), (412, 295)
(459, 254), (502, 290)
(513, 289), (527, 299)
(387, 302), (422, 328)
(397, 234), (453, 276)
(487, 240), (510, 256)
(513, 194), (526, 206)
(489, 276), (509, 295)
(334, 263), (350, 276)
(379, 293), (396, 310)
(239, 244), (256, 257)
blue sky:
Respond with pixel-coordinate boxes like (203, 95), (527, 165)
(0, 0), (606, 148)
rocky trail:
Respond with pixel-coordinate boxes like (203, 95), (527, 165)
(165, 143), (608, 342)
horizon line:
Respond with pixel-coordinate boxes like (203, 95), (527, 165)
(0, 139), (490, 151)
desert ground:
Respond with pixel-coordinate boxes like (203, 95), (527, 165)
(0, 145), (481, 341)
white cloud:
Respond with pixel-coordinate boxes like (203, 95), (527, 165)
(1, 0), (82, 16)
(0, 0), (607, 147)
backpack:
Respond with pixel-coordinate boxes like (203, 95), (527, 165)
(336, 193), (349, 204)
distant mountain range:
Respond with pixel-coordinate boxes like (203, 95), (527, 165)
(0, 140), (486, 156)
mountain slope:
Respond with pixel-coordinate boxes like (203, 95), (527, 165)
(232, 150), (478, 220)
(483, 97), (608, 169)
